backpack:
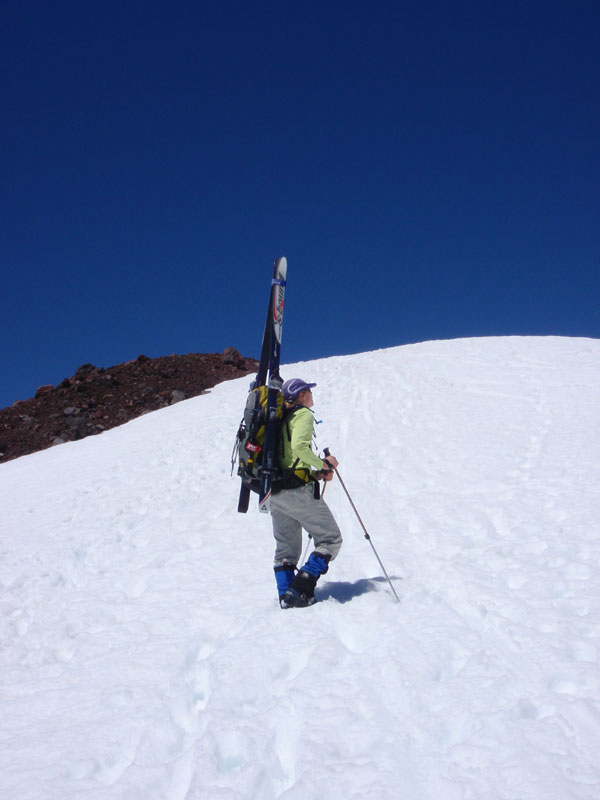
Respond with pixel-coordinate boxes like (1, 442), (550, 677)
(232, 386), (305, 495)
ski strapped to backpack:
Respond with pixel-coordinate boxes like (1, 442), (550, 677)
(232, 257), (288, 513)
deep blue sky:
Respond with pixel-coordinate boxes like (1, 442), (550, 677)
(2, 1), (599, 408)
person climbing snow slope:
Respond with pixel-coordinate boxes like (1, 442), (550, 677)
(271, 378), (343, 608)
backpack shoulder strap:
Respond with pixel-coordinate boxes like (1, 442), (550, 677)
(282, 403), (304, 440)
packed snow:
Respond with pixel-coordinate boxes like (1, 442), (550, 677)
(1, 336), (599, 800)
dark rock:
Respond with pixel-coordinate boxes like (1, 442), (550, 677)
(75, 364), (96, 376)
(1, 351), (257, 463)
(35, 385), (54, 398)
(223, 347), (242, 365)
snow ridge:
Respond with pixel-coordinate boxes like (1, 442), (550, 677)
(1, 336), (599, 799)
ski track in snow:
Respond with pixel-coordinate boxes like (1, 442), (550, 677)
(1, 336), (600, 799)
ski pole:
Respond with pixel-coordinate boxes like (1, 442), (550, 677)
(324, 448), (400, 603)
(301, 534), (312, 565)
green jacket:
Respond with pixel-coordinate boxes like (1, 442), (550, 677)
(280, 406), (324, 480)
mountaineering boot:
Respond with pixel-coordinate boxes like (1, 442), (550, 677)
(280, 571), (317, 608)
(274, 563), (297, 603)
(280, 552), (331, 609)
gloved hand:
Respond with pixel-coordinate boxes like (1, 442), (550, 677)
(323, 454), (339, 470)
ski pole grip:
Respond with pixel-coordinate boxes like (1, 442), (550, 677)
(323, 447), (334, 472)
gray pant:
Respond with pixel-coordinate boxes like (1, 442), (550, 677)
(270, 483), (342, 566)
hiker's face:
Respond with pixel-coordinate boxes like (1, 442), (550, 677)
(297, 389), (314, 408)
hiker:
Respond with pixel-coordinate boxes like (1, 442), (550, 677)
(271, 378), (343, 608)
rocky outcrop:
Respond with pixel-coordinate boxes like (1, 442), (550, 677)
(0, 349), (257, 463)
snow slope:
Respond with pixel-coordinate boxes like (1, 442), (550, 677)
(1, 336), (599, 800)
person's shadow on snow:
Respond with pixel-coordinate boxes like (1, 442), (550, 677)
(316, 576), (400, 604)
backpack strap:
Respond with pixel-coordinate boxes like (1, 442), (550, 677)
(281, 404), (303, 449)
(279, 404), (319, 491)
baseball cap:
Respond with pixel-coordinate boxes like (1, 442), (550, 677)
(282, 378), (317, 401)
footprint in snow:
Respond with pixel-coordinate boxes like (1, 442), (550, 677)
(432, 644), (471, 683)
